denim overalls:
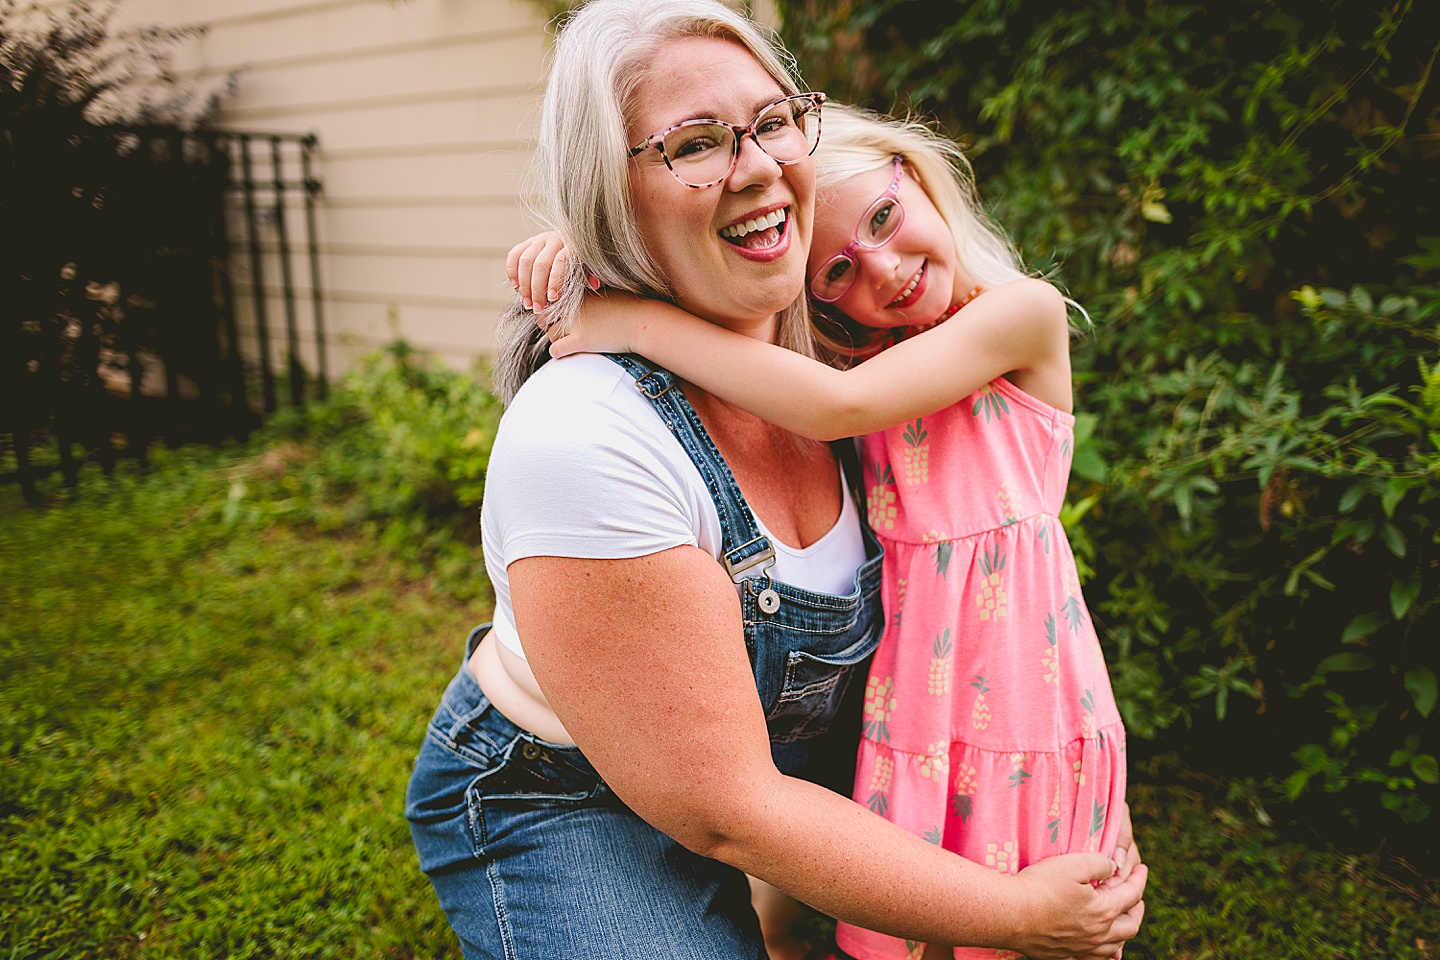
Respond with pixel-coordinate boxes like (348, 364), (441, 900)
(405, 356), (884, 959)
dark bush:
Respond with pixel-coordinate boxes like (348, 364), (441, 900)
(777, 0), (1440, 841)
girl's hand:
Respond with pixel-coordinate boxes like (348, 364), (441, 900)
(1007, 852), (1148, 959)
(506, 231), (568, 312)
(546, 291), (648, 357)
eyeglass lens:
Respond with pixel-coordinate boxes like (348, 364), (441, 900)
(810, 195), (905, 301)
(662, 97), (820, 187)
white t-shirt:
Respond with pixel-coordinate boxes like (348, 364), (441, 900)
(480, 353), (869, 661)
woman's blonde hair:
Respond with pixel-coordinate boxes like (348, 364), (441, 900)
(493, 0), (819, 403)
(809, 104), (1080, 360)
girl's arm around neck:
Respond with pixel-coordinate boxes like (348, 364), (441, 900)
(549, 278), (1072, 441)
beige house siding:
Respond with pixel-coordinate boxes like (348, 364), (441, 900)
(111, 0), (553, 376)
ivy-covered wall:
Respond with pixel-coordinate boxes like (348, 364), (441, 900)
(777, 0), (1439, 841)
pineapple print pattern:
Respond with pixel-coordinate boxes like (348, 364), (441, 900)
(901, 418), (929, 484)
(1063, 594), (1084, 635)
(1007, 752), (1031, 789)
(868, 463), (897, 531)
(997, 480), (1023, 526)
(970, 676), (992, 730)
(1041, 613), (1059, 684)
(1080, 800), (1108, 853)
(919, 742), (949, 783)
(950, 763), (978, 822)
(1046, 784), (1062, 843)
(867, 755), (894, 816)
(928, 629), (953, 695)
(974, 545), (1009, 621)
(863, 676), (897, 743)
(929, 531), (954, 580)
(836, 377), (1128, 960)
(972, 383), (1011, 422)
(984, 840), (1019, 874)
(1081, 689), (1097, 740)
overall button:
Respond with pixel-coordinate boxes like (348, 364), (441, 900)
(758, 588), (781, 614)
(521, 742), (542, 760)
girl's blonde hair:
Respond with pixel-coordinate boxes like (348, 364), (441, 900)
(493, 0), (819, 403)
(809, 104), (1080, 361)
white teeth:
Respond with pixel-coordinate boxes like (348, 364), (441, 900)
(721, 207), (786, 239)
(890, 265), (923, 306)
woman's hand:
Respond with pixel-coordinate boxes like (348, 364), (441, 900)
(1101, 801), (1142, 889)
(1005, 851), (1148, 959)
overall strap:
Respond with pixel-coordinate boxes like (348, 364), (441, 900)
(607, 354), (776, 589)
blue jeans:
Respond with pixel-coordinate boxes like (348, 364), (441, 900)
(406, 355), (884, 957)
(406, 632), (765, 959)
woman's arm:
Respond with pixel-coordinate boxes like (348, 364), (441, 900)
(510, 547), (1146, 958)
(547, 279), (1071, 441)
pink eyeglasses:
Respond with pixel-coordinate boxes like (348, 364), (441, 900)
(809, 156), (906, 302)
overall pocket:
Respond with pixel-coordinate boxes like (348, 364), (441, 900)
(764, 627), (878, 744)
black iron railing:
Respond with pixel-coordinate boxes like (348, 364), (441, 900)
(229, 131), (328, 412)
(2, 124), (326, 503)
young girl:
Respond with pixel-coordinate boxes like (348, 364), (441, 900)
(509, 104), (1128, 960)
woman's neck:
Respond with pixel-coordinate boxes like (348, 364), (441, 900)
(696, 307), (783, 345)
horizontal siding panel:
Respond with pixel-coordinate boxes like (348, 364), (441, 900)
(182, 6), (540, 74)
(228, 254), (513, 306)
(218, 88), (540, 147)
(324, 251), (502, 302)
(216, 34), (549, 115)
(316, 203), (539, 249)
(115, 0), (543, 38)
(320, 148), (531, 198)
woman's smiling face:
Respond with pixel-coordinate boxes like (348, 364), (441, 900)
(625, 36), (814, 340)
(806, 162), (963, 330)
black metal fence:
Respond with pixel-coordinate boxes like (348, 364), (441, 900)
(229, 131), (328, 413)
(1, 124), (326, 503)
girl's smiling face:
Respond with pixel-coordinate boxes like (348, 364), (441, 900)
(806, 161), (966, 330)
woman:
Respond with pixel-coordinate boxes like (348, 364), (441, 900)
(404, 2), (1147, 957)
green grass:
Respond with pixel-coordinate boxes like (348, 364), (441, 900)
(2, 445), (1437, 958)
(1, 450), (469, 958)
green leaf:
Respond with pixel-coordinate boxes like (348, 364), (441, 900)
(1390, 576), (1421, 620)
(1412, 754), (1439, 785)
(1349, 285), (1374, 314)
(1141, 200), (1172, 223)
(1340, 612), (1387, 644)
(1379, 523), (1406, 559)
(1405, 666), (1438, 719)
(1380, 481), (1408, 518)
(1314, 652), (1373, 676)
(1071, 447), (1108, 483)
(1337, 483), (1367, 514)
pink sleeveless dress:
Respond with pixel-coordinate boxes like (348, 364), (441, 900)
(835, 376), (1127, 960)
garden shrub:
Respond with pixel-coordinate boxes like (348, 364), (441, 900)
(777, 0), (1439, 840)
(234, 342), (503, 600)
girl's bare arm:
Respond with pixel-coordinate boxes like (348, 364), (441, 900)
(548, 279), (1071, 441)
